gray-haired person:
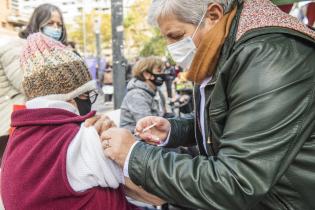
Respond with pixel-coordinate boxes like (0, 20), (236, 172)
(101, 0), (315, 209)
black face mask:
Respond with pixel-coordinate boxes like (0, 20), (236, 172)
(150, 73), (165, 87)
(74, 97), (92, 116)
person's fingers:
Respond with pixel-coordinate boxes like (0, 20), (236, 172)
(154, 117), (164, 127)
(138, 131), (153, 141)
(84, 115), (101, 127)
(154, 117), (169, 130)
(101, 129), (112, 141)
(135, 116), (159, 133)
(103, 148), (114, 160)
(110, 120), (117, 128)
(93, 115), (106, 133)
(100, 120), (113, 134)
(102, 139), (111, 148)
(149, 134), (160, 142)
(95, 115), (112, 133)
(135, 119), (149, 133)
(139, 132), (161, 142)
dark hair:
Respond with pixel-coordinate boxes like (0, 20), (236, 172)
(19, 3), (67, 44)
(67, 41), (76, 49)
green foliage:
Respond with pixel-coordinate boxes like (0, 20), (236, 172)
(140, 28), (167, 57)
(123, 0), (152, 57)
(67, 0), (171, 59)
(67, 11), (111, 54)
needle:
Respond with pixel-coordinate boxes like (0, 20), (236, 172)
(134, 123), (158, 136)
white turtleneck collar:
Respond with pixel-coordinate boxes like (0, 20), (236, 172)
(26, 98), (79, 115)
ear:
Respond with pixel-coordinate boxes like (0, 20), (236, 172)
(205, 3), (224, 26)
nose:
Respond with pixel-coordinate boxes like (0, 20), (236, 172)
(166, 39), (176, 45)
(52, 22), (59, 28)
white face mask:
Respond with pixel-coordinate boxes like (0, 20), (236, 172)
(167, 11), (207, 70)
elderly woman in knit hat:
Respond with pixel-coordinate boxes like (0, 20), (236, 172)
(102, 0), (315, 209)
(0, 3), (69, 162)
(1, 33), (163, 210)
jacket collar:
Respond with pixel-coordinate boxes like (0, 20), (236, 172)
(208, 0), (315, 86)
(12, 98), (96, 127)
(26, 98), (79, 115)
(127, 78), (156, 97)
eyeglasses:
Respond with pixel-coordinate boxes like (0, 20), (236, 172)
(88, 90), (98, 104)
(80, 90), (98, 104)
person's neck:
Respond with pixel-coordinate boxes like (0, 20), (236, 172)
(145, 80), (156, 92)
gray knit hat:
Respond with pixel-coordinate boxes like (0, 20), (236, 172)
(21, 33), (96, 100)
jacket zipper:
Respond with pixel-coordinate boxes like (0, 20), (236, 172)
(193, 87), (208, 155)
(194, 84), (216, 156)
(205, 81), (217, 156)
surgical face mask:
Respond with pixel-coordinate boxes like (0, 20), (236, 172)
(42, 26), (62, 41)
(167, 11), (207, 70)
(150, 73), (165, 86)
(74, 97), (92, 116)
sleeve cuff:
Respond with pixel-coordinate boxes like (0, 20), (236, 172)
(123, 141), (140, 177)
(158, 128), (171, 147)
(128, 142), (157, 186)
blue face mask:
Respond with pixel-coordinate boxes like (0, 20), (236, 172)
(42, 26), (62, 41)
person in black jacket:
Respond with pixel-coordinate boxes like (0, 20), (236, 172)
(163, 62), (176, 99)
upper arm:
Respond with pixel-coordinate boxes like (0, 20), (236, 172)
(211, 36), (315, 206)
(224, 37), (315, 148)
(66, 125), (123, 192)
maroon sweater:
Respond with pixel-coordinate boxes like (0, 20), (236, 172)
(1, 108), (137, 210)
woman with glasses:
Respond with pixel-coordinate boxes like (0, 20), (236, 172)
(1, 33), (163, 210)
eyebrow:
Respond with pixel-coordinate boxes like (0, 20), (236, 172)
(166, 30), (184, 37)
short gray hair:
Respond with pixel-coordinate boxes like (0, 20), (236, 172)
(148, 0), (239, 26)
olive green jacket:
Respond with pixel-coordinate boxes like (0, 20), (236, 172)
(128, 5), (315, 210)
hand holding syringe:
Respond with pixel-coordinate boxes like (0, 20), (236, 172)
(134, 123), (158, 136)
(134, 117), (171, 145)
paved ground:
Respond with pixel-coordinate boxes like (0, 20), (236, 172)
(92, 91), (114, 113)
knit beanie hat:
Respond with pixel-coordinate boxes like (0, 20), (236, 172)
(20, 33), (96, 100)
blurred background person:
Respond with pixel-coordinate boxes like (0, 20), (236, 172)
(66, 41), (80, 56)
(163, 61), (176, 99)
(120, 56), (165, 133)
(102, 63), (114, 102)
(174, 64), (183, 77)
(19, 3), (67, 44)
(0, 3), (67, 161)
